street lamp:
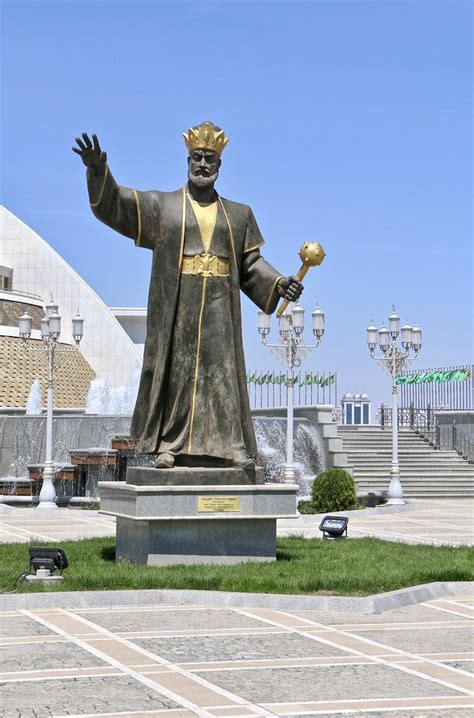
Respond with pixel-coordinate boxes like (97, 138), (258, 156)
(257, 302), (325, 482)
(19, 299), (84, 509)
(367, 305), (421, 504)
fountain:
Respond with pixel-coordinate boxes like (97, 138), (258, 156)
(1, 360), (337, 504)
(0, 411), (328, 502)
(85, 362), (141, 415)
(254, 417), (326, 495)
(25, 379), (42, 415)
(0, 414), (132, 503)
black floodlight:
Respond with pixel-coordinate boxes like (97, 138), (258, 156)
(29, 547), (69, 574)
(319, 516), (349, 540)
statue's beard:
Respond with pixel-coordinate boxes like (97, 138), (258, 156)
(188, 169), (219, 189)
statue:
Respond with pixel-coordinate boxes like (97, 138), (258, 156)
(73, 122), (303, 471)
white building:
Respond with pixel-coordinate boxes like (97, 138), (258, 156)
(110, 307), (147, 357)
(0, 206), (142, 395)
(341, 392), (371, 425)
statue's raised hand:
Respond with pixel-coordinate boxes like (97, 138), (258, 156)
(72, 132), (107, 168)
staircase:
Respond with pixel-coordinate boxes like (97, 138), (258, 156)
(338, 425), (474, 498)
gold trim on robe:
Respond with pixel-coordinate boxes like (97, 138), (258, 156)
(132, 190), (142, 246)
(265, 275), (283, 313)
(243, 242), (264, 254)
(187, 275), (208, 453)
(89, 165), (109, 208)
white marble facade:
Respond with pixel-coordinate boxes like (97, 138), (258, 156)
(0, 206), (141, 385)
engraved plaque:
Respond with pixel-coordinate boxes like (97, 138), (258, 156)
(198, 496), (241, 512)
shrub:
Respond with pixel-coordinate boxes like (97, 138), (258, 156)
(310, 467), (357, 513)
(297, 499), (315, 514)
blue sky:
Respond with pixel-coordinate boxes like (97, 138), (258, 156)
(2, 0), (472, 405)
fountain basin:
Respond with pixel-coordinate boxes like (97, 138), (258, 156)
(0, 476), (33, 496)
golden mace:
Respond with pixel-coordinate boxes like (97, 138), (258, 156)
(276, 241), (326, 318)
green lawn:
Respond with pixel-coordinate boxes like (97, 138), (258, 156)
(1, 537), (472, 596)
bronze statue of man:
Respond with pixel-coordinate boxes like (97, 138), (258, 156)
(73, 122), (303, 469)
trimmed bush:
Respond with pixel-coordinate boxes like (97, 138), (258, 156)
(310, 467), (357, 513)
(297, 499), (315, 514)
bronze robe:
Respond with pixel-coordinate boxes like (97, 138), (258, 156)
(88, 166), (282, 463)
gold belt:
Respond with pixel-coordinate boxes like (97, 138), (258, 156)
(181, 253), (229, 277)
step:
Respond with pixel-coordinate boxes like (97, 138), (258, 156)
(355, 482), (474, 488)
(357, 490), (474, 498)
(355, 479), (474, 484)
(348, 459), (472, 466)
(354, 481), (474, 487)
(352, 476), (474, 481)
(347, 453), (463, 459)
(338, 426), (473, 497)
(356, 492), (474, 497)
(348, 464), (474, 476)
(344, 445), (460, 450)
(352, 471), (474, 478)
(341, 438), (440, 443)
(347, 457), (470, 462)
(343, 449), (443, 454)
(355, 478), (473, 483)
(347, 455), (471, 462)
(359, 493), (474, 499)
(356, 489), (474, 496)
(355, 475), (474, 481)
(342, 439), (441, 443)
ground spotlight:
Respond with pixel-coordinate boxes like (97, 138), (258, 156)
(319, 516), (349, 540)
(26, 547), (69, 583)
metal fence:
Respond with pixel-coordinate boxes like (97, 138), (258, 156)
(398, 364), (473, 410)
(378, 405), (474, 463)
(246, 371), (337, 409)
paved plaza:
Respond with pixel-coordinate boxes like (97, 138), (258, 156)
(1, 596), (473, 717)
(0, 498), (472, 546)
(0, 499), (473, 716)
(279, 499), (474, 547)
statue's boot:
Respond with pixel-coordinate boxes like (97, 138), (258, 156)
(232, 454), (255, 470)
(154, 452), (175, 469)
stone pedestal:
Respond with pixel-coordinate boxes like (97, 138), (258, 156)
(99, 467), (298, 566)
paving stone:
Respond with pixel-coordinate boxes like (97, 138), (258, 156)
(196, 664), (460, 703)
(133, 631), (345, 662)
(0, 641), (108, 671)
(0, 674), (180, 717)
(0, 615), (55, 637)
(293, 603), (473, 625)
(297, 710), (474, 718)
(443, 660), (474, 673)
(349, 626), (474, 654)
(77, 607), (265, 633)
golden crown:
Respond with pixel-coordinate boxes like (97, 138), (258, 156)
(182, 121), (229, 156)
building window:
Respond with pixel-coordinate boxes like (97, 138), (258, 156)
(363, 403), (369, 424)
(1, 274), (12, 290)
(354, 404), (361, 424)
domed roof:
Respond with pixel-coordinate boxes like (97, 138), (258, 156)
(361, 392), (369, 400)
(342, 392), (353, 401)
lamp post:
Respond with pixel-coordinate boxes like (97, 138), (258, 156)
(257, 302), (325, 482)
(367, 306), (421, 504)
(19, 299), (84, 509)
